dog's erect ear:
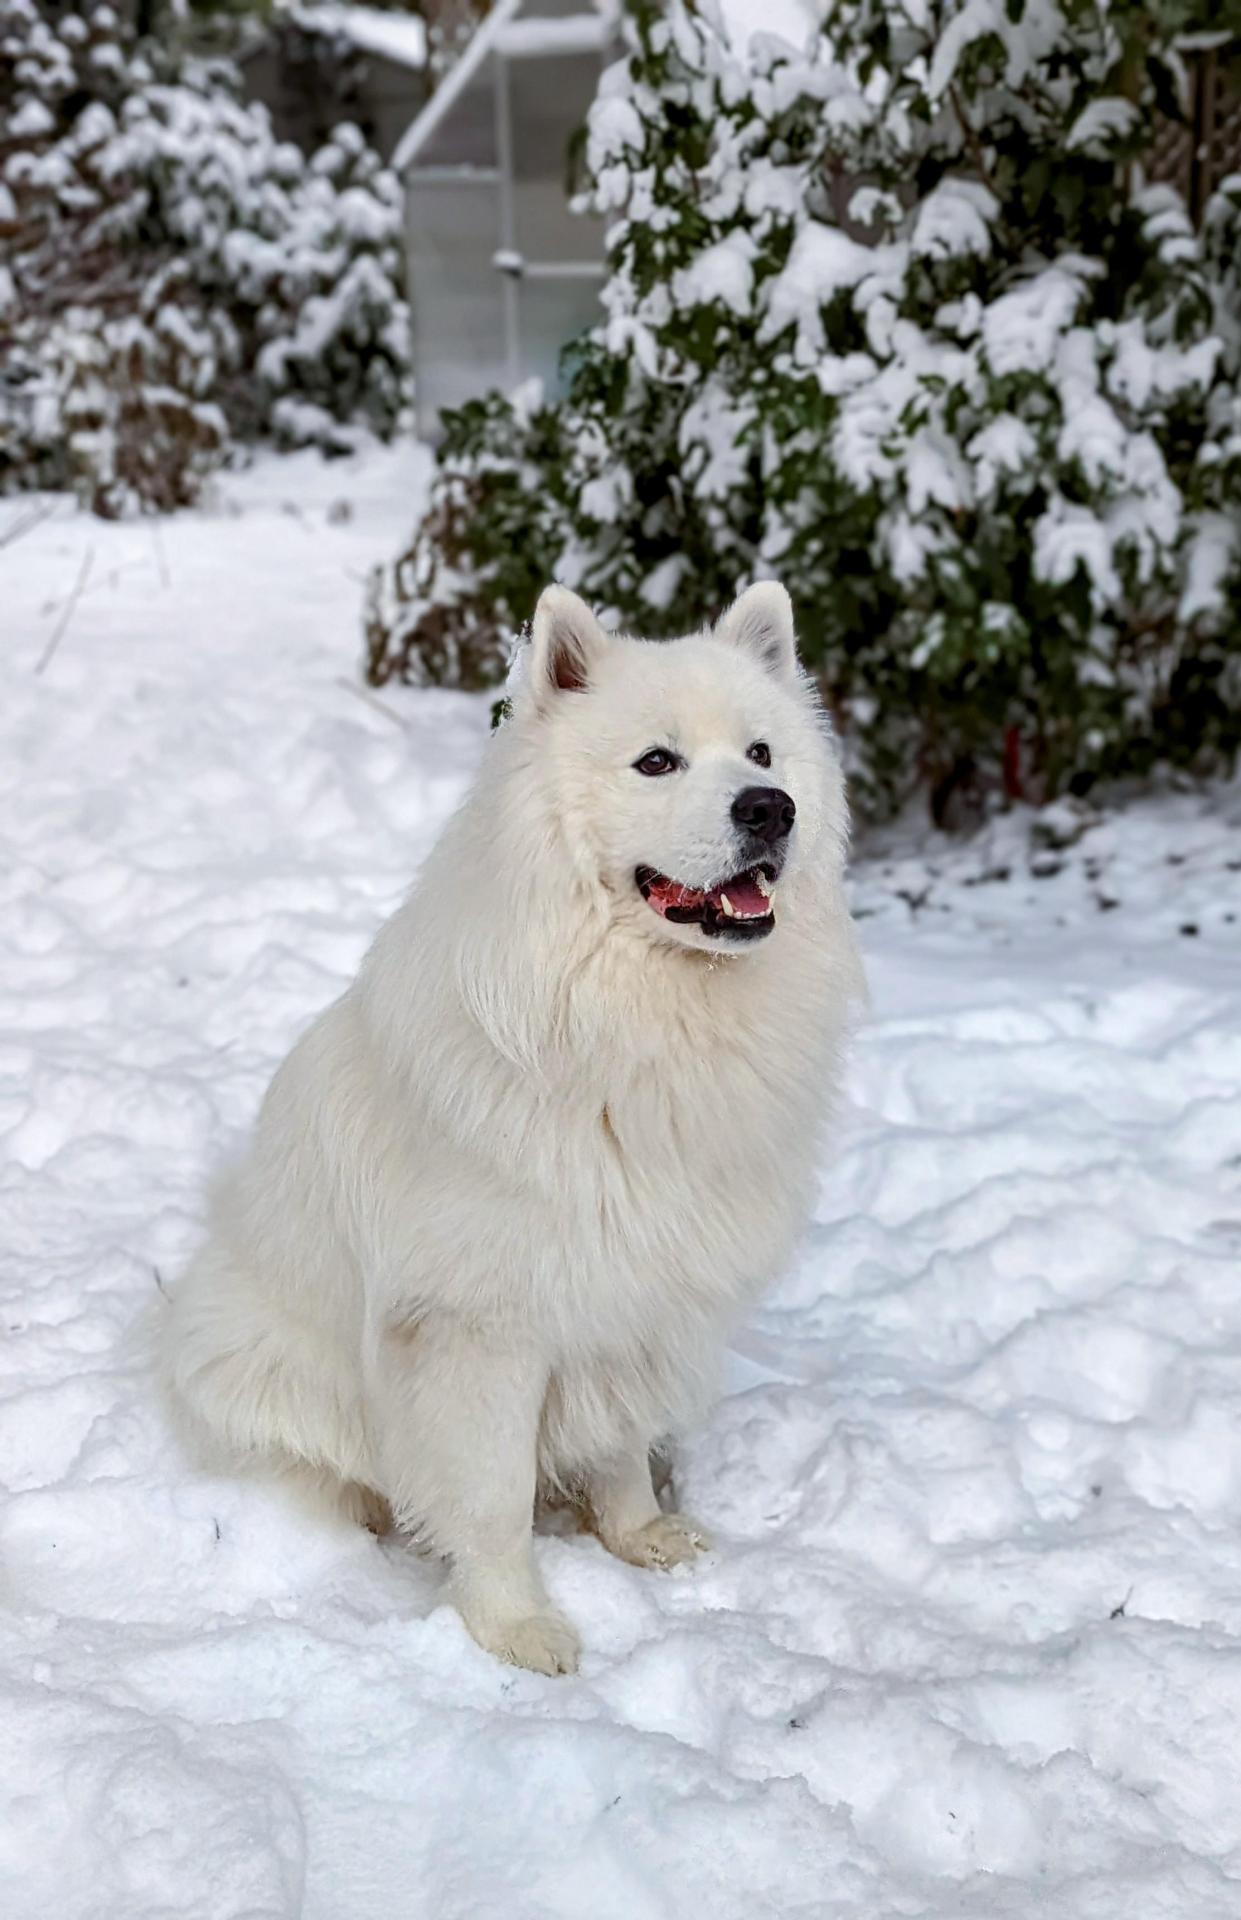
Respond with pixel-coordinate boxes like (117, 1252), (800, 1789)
(714, 582), (798, 680)
(527, 585), (608, 702)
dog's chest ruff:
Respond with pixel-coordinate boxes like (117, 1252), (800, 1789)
(565, 991), (821, 1314)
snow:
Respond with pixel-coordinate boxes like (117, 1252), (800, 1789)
(286, 4), (428, 69)
(1066, 96), (1140, 156)
(1033, 493), (1122, 605)
(588, 93), (645, 160)
(678, 382), (755, 498)
(714, 0), (817, 57)
(497, 14), (612, 59)
(1057, 378), (1129, 487)
(672, 230), (756, 313)
(924, 0), (1034, 100)
(758, 221), (903, 360)
(5, 448), (1241, 1916)
(8, 98), (54, 137)
(903, 426), (970, 514)
(981, 264), (1093, 377)
(1180, 511), (1237, 625)
(967, 411), (1038, 499)
(909, 178), (997, 259)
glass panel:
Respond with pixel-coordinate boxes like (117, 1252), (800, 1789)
(509, 52), (607, 265)
(512, 175), (607, 268)
(368, 71), (432, 165)
(516, 274), (605, 399)
(406, 176), (505, 436)
(411, 64), (498, 169)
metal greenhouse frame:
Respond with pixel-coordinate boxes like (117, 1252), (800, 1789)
(393, 0), (616, 439)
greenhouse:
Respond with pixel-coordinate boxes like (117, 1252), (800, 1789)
(393, 0), (616, 438)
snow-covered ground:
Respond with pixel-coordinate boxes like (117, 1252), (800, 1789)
(3, 452), (1241, 1918)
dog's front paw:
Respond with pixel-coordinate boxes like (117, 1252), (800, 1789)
(469, 1608), (582, 1677)
(613, 1513), (711, 1571)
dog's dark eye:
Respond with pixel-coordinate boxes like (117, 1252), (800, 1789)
(634, 748), (679, 777)
(747, 741), (772, 768)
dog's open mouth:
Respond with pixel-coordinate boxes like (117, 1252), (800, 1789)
(635, 863), (777, 940)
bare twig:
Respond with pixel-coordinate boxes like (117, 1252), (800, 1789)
(281, 501), (315, 537)
(334, 674), (411, 731)
(950, 83), (1000, 196)
(0, 498), (57, 552)
(35, 543), (94, 675)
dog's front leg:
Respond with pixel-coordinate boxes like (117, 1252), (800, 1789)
(372, 1314), (580, 1676)
(589, 1444), (711, 1571)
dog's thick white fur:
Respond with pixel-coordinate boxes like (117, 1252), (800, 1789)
(167, 582), (862, 1674)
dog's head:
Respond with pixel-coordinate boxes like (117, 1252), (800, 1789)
(510, 582), (847, 954)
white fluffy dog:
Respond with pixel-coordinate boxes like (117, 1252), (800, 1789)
(167, 582), (862, 1673)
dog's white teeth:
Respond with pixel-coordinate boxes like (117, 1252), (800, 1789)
(719, 894), (736, 918)
(756, 872), (772, 898)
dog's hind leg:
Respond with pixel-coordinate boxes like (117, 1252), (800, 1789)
(588, 1443), (711, 1571)
(166, 1244), (371, 1503)
(371, 1314), (580, 1676)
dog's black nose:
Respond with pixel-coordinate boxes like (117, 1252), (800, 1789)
(732, 785), (796, 843)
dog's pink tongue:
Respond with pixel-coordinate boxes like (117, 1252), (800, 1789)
(712, 876), (769, 918)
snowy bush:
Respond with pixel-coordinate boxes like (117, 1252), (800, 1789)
(0, 0), (411, 513)
(368, 0), (1241, 818)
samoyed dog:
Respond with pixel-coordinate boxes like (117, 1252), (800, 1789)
(167, 582), (862, 1674)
